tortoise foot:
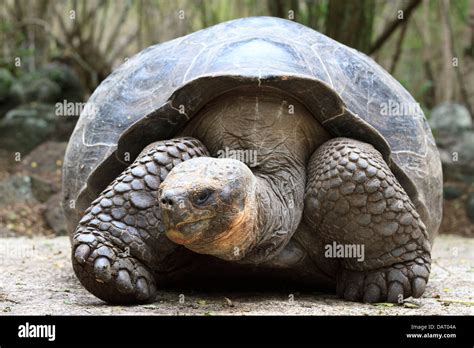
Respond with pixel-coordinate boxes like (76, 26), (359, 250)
(305, 137), (433, 303)
(336, 257), (431, 303)
(72, 227), (157, 304)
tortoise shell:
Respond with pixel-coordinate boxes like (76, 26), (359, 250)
(62, 16), (442, 238)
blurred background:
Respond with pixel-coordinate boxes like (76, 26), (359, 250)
(0, 0), (472, 238)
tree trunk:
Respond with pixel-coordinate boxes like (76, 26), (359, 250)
(461, 0), (474, 119)
(325, 0), (375, 53)
(438, 0), (454, 102)
(267, 0), (300, 21)
(369, 0), (421, 55)
(414, 0), (436, 109)
(32, 0), (51, 68)
(389, 21), (408, 74)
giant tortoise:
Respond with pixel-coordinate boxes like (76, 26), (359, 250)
(62, 17), (442, 304)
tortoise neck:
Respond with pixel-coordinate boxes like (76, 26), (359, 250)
(179, 85), (331, 263)
(239, 168), (307, 264)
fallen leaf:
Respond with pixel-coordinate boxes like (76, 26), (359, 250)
(403, 302), (420, 309)
(53, 261), (64, 268)
(373, 302), (395, 307)
(143, 305), (157, 310)
(224, 297), (234, 307)
(436, 299), (474, 306)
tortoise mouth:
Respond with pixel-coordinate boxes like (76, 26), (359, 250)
(165, 216), (213, 245)
(181, 206), (255, 260)
(165, 213), (249, 255)
(175, 216), (213, 229)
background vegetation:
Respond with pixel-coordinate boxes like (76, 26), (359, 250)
(0, 0), (473, 113)
(0, 0), (473, 238)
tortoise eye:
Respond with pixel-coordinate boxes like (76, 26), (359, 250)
(195, 189), (213, 205)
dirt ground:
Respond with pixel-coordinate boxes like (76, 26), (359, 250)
(0, 234), (473, 316)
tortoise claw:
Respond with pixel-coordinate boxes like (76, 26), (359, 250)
(74, 244), (90, 264)
(72, 230), (157, 304)
(94, 257), (112, 283)
(136, 277), (150, 301)
(337, 258), (431, 303)
(116, 269), (134, 294)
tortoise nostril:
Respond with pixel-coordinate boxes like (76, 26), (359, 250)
(160, 194), (175, 207)
(162, 198), (172, 205)
(160, 190), (188, 209)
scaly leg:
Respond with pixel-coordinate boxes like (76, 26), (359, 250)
(304, 138), (431, 303)
(72, 138), (209, 304)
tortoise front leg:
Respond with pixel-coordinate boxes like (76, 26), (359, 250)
(72, 138), (209, 304)
(304, 138), (431, 303)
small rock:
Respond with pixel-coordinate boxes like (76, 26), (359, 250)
(429, 103), (472, 135)
(438, 130), (474, 183)
(0, 174), (53, 207)
(23, 78), (61, 104)
(20, 141), (67, 188)
(431, 104), (474, 183)
(0, 175), (36, 207)
(40, 62), (85, 103)
(443, 185), (464, 200)
(44, 193), (68, 236)
(30, 175), (54, 203)
(0, 103), (56, 155)
(0, 227), (16, 238)
(450, 131), (474, 183)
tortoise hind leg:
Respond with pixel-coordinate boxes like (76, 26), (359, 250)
(304, 137), (431, 303)
(72, 137), (209, 304)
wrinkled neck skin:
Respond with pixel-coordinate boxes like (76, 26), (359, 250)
(242, 163), (307, 264)
(180, 86), (331, 264)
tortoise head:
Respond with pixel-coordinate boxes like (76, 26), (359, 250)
(159, 157), (258, 260)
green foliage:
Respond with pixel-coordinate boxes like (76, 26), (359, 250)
(452, 0), (470, 23)
(0, 69), (14, 98)
(0, 0), (472, 109)
(418, 80), (434, 100)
